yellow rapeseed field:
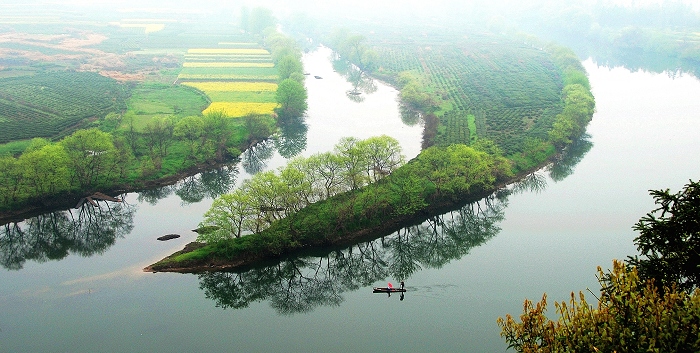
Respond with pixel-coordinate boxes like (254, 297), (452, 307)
(182, 62), (274, 68)
(183, 82), (278, 92)
(204, 102), (278, 117)
(177, 74), (278, 80)
(187, 48), (270, 55)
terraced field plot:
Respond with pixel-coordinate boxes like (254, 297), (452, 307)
(0, 71), (128, 143)
(375, 38), (563, 154)
(179, 45), (279, 117)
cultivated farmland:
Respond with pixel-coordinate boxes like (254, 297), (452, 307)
(179, 45), (279, 117)
(0, 71), (128, 143)
(374, 35), (563, 155)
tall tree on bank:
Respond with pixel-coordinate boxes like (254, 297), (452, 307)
(60, 128), (117, 188)
(275, 78), (308, 118)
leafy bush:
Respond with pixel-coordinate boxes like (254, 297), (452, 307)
(498, 260), (700, 352)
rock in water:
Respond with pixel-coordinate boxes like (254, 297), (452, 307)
(157, 234), (180, 241)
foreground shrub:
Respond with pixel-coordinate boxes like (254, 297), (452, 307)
(498, 260), (700, 352)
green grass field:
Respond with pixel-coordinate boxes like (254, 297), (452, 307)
(178, 66), (278, 77)
(122, 83), (210, 130)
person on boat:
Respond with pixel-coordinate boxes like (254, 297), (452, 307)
(387, 282), (393, 291)
(400, 281), (404, 290)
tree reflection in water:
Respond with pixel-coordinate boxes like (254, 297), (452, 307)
(275, 115), (308, 159)
(332, 57), (378, 103)
(198, 194), (506, 314)
(548, 133), (593, 182)
(242, 139), (275, 175)
(137, 164), (240, 205)
(197, 129), (595, 314)
(0, 200), (135, 270)
(175, 165), (239, 205)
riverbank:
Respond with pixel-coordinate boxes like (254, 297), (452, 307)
(0, 138), (267, 225)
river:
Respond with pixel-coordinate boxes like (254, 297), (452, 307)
(1, 50), (700, 352)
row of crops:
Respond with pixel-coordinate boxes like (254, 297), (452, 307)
(373, 36), (564, 155)
(0, 71), (128, 143)
(178, 47), (279, 117)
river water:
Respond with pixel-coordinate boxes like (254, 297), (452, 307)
(1, 49), (700, 352)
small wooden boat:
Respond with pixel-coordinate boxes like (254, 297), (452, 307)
(314, 75), (323, 79)
(373, 287), (406, 293)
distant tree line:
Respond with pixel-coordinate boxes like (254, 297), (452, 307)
(545, 45), (596, 149)
(264, 29), (308, 118)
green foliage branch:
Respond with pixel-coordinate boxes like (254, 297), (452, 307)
(628, 180), (700, 292)
(498, 260), (700, 352)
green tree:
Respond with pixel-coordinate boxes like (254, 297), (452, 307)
(199, 190), (255, 241)
(202, 110), (232, 162)
(334, 137), (368, 191)
(244, 171), (288, 230)
(123, 115), (139, 153)
(0, 155), (26, 205)
(60, 128), (117, 188)
(24, 138), (51, 153)
(279, 165), (313, 213)
(275, 78), (308, 118)
(144, 116), (175, 159)
(18, 144), (70, 195)
(356, 135), (404, 182)
(174, 115), (204, 162)
(628, 180), (700, 292)
(244, 114), (275, 144)
(398, 72), (439, 112)
(277, 54), (304, 81)
(265, 32), (301, 64)
(308, 152), (345, 199)
(412, 145), (497, 198)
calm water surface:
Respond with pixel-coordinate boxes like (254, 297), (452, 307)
(1, 53), (700, 352)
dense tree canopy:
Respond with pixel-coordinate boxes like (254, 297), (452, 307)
(275, 78), (308, 118)
(60, 128), (118, 188)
